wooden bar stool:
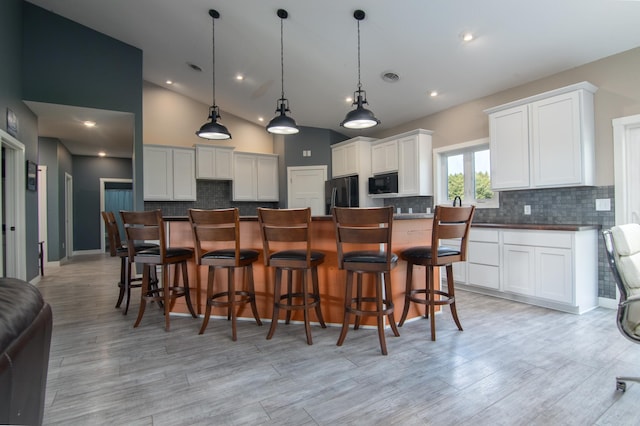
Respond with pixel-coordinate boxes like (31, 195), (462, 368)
(332, 206), (399, 355)
(399, 205), (475, 341)
(101, 211), (157, 315)
(120, 209), (197, 331)
(188, 208), (262, 340)
(258, 207), (326, 345)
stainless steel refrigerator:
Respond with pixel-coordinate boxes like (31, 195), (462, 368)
(325, 175), (359, 214)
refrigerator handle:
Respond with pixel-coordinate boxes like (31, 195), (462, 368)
(330, 186), (337, 211)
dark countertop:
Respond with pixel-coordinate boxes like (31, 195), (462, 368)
(163, 213), (435, 222)
(471, 223), (600, 231)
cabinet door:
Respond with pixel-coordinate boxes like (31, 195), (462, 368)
(371, 140), (398, 174)
(535, 247), (572, 303)
(531, 91), (582, 187)
(172, 148), (196, 201)
(143, 146), (173, 201)
(398, 136), (420, 195)
(214, 148), (233, 179)
(489, 105), (530, 190)
(503, 244), (535, 296)
(233, 154), (257, 201)
(331, 145), (347, 177)
(257, 155), (279, 201)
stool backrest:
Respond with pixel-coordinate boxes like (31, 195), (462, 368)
(258, 207), (313, 266)
(332, 206), (395, 269)
(188, 208), (240, 265)
(120, 210), (166, 259)
(431, 205), (475, 265)
(101, 211), (123, 257)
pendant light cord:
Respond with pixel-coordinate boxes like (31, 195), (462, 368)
(211, 14), (217, 107)
(357, 18), (362, 92)
(280, 16), (285, 101)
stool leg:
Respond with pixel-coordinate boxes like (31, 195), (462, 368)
(199, 266), (215, 335)
(311, 266), (326, 328)
(354, 273), (363, 330)
(302, 270), (312, 345)
(181, 261), (197, 318)
(285, 269), (293, 324)
(375, 273), (388, 355)
(116, 257), (126, 308)
(123, 259), (133, 315)
(399, 262), (413, 326)
(229, 267), (237, 341)
(446, 264), (463, 331)
(267, 268), (282, 340)
(385, 271), (400, 338)
(134, 264), (149, 328)
(337, 271), (353, 347)
(428, 266), (436, 341)
(246, 264), (262, 326)
(163, 264), (171, 331)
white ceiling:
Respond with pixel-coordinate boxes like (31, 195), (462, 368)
(25, 0), (640, 158)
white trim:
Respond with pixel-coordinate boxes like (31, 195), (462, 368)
(65, 172), (73, 260)
(0, 128), (27, 280)
(38, 165), (48, 270)
(598, 297), (617, 310)
(612, 114), (640, 226)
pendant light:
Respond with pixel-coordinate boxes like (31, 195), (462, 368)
(266, 9), (299, 135)
(341, 10), (380, 130)
(196, 9), (231, 140)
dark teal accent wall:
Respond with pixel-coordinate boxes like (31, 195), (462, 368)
(38, 137), (62, 261)
(22, 2), (144, 258)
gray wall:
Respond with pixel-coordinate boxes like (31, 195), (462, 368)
(0, 0), (40, 279)
(73, 156), (133, 250)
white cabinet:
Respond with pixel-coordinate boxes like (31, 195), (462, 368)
(371, 140), (398, 174)
(195, 145), (233, 180)
(453, 226), (598, 314)
(143, 145), (196, 201)
(485, 82), (597, 190)
(331, 137), (376, 178)
(232, 152), (278, 202)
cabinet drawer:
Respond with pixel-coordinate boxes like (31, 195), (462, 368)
(468, 263), (500, 290)
(470, 228), (499, 243)
(468, 242), (499, 266)
(503, 231), (572, 249)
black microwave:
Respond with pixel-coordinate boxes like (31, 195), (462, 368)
(368, 173), (398, 194)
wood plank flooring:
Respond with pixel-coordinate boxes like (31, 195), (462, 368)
(36, 253), (640, 425)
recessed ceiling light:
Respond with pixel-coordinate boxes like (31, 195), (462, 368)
(429, 90), (439, 97)
(236, 74), (244, 81)
(83, 120), (96, 127)
(166, 80), (173, 85)
(345, 96), (353, 103)
(258, 117), (264, 122)
(98, 151), (106, 157)
(461, 32), (474, 42)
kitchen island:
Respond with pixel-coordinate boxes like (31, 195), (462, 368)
(164, 214), (436, 327)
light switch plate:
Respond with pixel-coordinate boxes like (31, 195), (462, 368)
(595, 198), (611, 211)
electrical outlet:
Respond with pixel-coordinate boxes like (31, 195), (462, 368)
(595, 198), (611, 211)
(524, 205), (531, 215)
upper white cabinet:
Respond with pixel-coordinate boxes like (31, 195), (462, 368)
(195, 145), (234, 180)
(331, 137), (376, 178)
(232, 152), (278, 202)
(485, 82), (597, 190)
(143, 145), (196, 201)
(371, 139), (398, 174)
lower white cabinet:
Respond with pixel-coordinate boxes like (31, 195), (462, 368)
(451, 226), (598, 314)
(232, 152), (278, 201)
(143, 145), (196, 201)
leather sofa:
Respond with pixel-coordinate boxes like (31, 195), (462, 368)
(0, 278), (52, 425)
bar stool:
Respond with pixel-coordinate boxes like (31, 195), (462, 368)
(332, 206), (399, 355)
(101, 211), (157, 315)
(188, 208), (262, 340)
(120, 209), (197, 331)
(399, 205), (475, 341)
(258, 207), (326, 345)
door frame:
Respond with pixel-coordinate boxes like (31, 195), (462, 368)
(99, 178), (133, 252)
(0, 128), (26, 280)
(65, 172), (73, 259)
(38, 165), (48, 268)
(613, 113), (640, 226)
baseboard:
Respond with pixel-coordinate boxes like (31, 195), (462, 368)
(73, 249), (103, 256)
(598, 297), (617, 310)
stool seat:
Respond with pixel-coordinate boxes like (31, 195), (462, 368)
(135, 247), (193, 259)
(344, 251), (399, 264)
(400, 246), (460, 261)
(189, 208), (262, 340)
(258, 207), (326, 345)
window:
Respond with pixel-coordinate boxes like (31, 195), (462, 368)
(434, 138), (499, 208)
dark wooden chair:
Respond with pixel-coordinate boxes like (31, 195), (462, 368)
(258, 207), (326, 345)
(332, 206), (399, 355)
(101, 211), (157, 315)
(399, 205), (475, 341)
(120, 209), (196, 331)
(188, 208), (262, 340)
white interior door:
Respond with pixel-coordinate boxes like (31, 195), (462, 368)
(38, 165), (48, 267)
(65, 172), (73, 259)
(613, 114), (640, 225)
(287, 166), (327, 216)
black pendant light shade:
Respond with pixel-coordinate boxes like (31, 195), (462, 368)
(267, 9), (299, 135)
(197, 9), (231, 140)
(341, 10), (380, 130)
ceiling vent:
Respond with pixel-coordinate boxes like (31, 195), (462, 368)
(381, 72), (400, 83)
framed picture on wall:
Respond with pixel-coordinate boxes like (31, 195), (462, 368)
(26, 160), (37, 191)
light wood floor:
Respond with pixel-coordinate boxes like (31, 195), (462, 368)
(37, 253), (640, 425)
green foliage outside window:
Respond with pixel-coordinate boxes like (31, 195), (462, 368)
(448, 172), (494, 200)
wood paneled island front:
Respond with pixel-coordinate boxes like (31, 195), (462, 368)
(165, 215), (435, 328)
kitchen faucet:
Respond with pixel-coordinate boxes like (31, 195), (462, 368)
(453, 196), (462, 207)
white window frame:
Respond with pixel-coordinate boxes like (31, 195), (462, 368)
(433, 137), (499, 209)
